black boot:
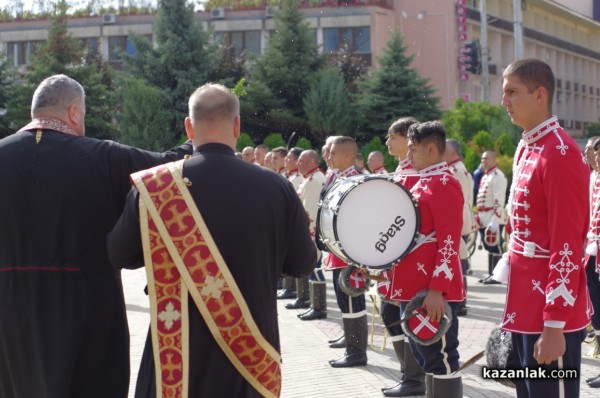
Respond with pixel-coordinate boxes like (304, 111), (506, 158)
(285, 277), (310, 309)
(429, 375), (462, 398)
(277, 276), (296, 299)
(384, 341), (426, 397)
(298, 281), (327, 320)
(381, 339), (405, 392)
(457, 276), (468, 316)
(483, 255), (501, 284)
(328, 334), (344, 344)
(329, 316), (367, 368)
(329, 335), (346, 348)
(479, 253), (494, 282)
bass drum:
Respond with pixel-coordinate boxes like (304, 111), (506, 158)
(317, 175), (419, 269)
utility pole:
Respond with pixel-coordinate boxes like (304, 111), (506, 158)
(480, 0), (490, 102)
(514, 0), (524, 59)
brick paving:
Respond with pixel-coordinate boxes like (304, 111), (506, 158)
(123, 247), (600, 397)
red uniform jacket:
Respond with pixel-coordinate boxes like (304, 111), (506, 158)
(388, 162), (465, 302)
(503, 116), (591, 333)
(379, 159), (420, 299)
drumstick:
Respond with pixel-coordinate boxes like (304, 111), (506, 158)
(384, 310), (419, 329)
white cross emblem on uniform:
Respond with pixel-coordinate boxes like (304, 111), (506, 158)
(200, 275), (225, 300)
(417, 262), (427, 275)
(412, 312), (438, 334)
(349, 272), (363, 288)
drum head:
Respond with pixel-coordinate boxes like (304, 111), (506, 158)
(334, 177), (419, 269)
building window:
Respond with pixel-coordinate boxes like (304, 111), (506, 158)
(214, 30), (261, 55)
(6, 40), (44, 67)
(81, 37), (99, 56)
(108, 36), (141, 62)
(323, 26), (370, 54)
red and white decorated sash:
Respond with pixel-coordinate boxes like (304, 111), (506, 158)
(133, 160), (281, 398)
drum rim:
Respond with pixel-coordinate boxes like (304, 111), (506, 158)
(320, 175), (421, 269)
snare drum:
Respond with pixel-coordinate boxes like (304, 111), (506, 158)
(317, 175), (419, 269)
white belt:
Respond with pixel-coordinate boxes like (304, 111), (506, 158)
(510, 235), (550, 259)
(410, 232), (436, 253)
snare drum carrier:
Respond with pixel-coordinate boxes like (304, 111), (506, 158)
(317, 175), (420, 269)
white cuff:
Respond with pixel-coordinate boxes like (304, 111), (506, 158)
(544, 320), (566, 328)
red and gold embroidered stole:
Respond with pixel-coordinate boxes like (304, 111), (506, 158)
(133, 161), (282, 398)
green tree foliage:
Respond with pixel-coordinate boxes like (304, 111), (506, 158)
(263, 132), (286, 149)
(362, 136), (397, 172)
(442, 99), (520, 143)
(122, 0), (219, 139)
(295, 136), (312, 149)
(495, 132), (516, 156)
(471, 130), (494, 152)
(0, 56), (17, 137)
(303, 68), (352, 144)
(242, 0), (323, 141)
(236, 132), (254, 151)
(354, 30), (441, 140)
(4, 0), (117, 139)
(117, 77), (174, 151)
(585, 121), (600, 138)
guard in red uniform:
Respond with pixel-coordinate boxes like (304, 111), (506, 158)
(320, 136), (368, 368)
(378, 117), (426, 397)
(389, 121), (465, 397)
(501, 58), (590, 398)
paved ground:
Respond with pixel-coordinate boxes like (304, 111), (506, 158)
(123, 246), (600, 397)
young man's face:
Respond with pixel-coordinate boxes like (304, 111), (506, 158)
(501, 74), (541, 131)
(386, 134), (409, 159)
(407, 139), (429, 171)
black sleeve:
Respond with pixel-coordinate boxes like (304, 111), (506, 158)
(282, 183), (318, 278)
(107, 187), (144, 270)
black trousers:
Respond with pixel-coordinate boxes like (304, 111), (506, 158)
(400, 302), (460, 375)
(381, 300), (404, 337)
(586, 255), (600, 330)
(332, 268), (366, 314)
(510, 329), (586, 398)
(479, 225), (505, 254)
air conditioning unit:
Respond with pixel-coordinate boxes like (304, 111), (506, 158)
(102, 13), (116, 24)
(210, 7), (225, 19)
(265, 5), (279, 18)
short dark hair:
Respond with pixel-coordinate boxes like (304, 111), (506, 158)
(388, 117), (419, 137)
(407, 121), (447, 154)
(332, 136), (358, 155)
(289, 147), (303, 159)
(272, 147), (288, 157)
(503, 58), (555, 108)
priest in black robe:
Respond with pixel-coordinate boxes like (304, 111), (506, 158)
(107, 83), (316, 397)
(0, 74), (192, 398)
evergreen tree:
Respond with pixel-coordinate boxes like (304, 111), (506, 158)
(242, 0), (324, 141)
(303, 68), (352, 144)
(4, 0), (117, 139)
(117, 76), (174, 151)
(0, 56), (17, 138)
(122, 0), (219, 138)
(354, 30), (441, 139)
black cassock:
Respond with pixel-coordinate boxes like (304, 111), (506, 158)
(107, 143), (316, 398)
(0, 128), (191, 398)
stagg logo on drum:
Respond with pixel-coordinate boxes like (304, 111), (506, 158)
(375, 216), (406, 253)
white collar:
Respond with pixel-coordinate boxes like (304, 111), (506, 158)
(522, 115), (560, 145)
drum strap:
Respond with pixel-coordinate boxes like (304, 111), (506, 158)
(411, 232), (437, 253)
(133, 161), (281, 398)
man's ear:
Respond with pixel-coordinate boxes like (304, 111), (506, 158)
(233, 116), (241, 139)
(184, 117), (194, 140)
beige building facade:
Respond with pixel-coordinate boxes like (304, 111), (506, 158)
(1, 0), (600, 135)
